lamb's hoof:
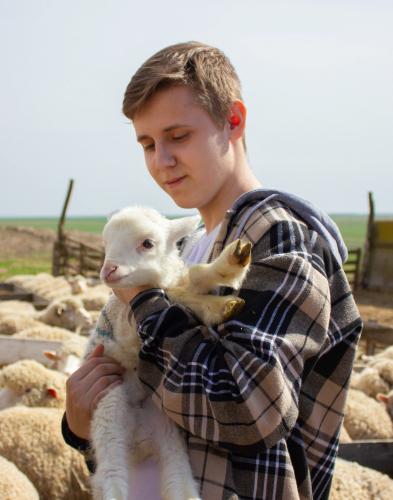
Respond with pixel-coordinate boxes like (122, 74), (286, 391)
(228, 240), (252, 267)
(223, 298), (245, 320)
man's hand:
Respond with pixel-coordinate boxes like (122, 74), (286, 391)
(65, 344), (125, 440)
(113, 286), (151, 304)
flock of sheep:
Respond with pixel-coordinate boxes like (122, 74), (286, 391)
(0, 271), (393, 499)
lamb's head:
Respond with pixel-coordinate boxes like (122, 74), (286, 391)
(101, 207), (200, 289)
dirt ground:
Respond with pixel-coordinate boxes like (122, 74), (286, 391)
(0, 225), (392, 326)
(0, 226), (103, 258)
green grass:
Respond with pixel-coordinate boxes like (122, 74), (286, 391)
(0, 217), (106, 233)
(0, 214), (370, 249)
(0, 214), (375, 281)
(0, 257), (52, 280)
(330, 215), (368, 250)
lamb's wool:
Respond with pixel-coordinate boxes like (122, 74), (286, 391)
(330, 458), (393, 500)
(0, 407), (91, 500)
(0, 455), (39, 500)
(344, 389), (393, 440)
(0, 360), (66, 409)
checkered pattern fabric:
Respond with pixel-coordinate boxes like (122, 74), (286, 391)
(129, 195), (362, 499)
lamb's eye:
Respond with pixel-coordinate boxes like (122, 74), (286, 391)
(142, 239), (154, 249)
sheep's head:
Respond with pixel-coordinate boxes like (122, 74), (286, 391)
(41, 297), (93, 333)
(0, 360), (66, 410)
(101, 207), (200, 289)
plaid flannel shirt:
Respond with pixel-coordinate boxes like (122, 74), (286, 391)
(128, 193), (362, 500)
(62, 191), (362, 499)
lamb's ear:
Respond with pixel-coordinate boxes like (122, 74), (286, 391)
(107, 209), (120, 221)
(167, 215), (201, 246)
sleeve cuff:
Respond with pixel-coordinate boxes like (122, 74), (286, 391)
(61, 413), (90, 452)
(129, 288), (171, 325)
(61, 413), (96, 473)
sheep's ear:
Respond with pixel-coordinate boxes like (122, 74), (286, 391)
(55, 304), (66, 316)
(377, 393), (389, 404)
(44, 351), (61, 361)
(167, 215), (201, 246)
(47, 387), (59, 399)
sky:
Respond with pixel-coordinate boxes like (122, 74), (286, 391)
(0, 0), (392, 217)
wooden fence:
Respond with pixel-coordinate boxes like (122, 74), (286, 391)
(52, 235), (104, 278)
(344, 248), (362, 291)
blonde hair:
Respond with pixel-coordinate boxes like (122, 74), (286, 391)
(122, 41), (243, 129)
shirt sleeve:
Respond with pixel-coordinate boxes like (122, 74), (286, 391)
(129, 220), (362, 452)
(61, 413), (96, 473)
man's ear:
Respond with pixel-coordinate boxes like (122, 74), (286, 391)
(167, 215), (201, 246)
(227, 100), (247, 142)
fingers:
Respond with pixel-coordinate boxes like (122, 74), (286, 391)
(71, 350), (124, 383)
(86, 343), (105, 359)
(91, 379), (123, 411)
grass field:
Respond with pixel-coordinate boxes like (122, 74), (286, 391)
(0, 214), (370, 249)
(0, 214), (384, 279)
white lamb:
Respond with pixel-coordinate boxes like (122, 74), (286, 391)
(87, 206), (251, 500)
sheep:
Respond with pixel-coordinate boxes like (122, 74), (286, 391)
(0, 300), (36, 315)
(377, 389), (393, 420)
(12, 326), (88, 374)
(351, 358), (393, 399)
(344, 389), (393, 440)
(330, 458), (393, 500)
(361, 345), (393, 364)
(68, 274), (89, 294)
(0, 455), (39, 500)
(78, 288), (111, 311)
(0, 296), (93, 335)
(0, 359), (66, 410)
(87, 206), (251, 500)
(6, 272), (72, 301)
(338, 425), (352, 443)
(0, 314), (43, 335)
(0, 406), (91, 500)
(36, 296), (94, 334)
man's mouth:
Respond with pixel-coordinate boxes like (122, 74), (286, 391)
(165, 175), (186, 187)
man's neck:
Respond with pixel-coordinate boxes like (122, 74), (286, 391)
(200, 168), (261, 234)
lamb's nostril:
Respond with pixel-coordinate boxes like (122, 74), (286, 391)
(101, 263), (121, 283)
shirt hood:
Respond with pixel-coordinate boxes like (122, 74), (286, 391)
(230, 188), (348, 264)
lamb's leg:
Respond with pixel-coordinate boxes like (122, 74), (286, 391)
(146, 399), (200, 500)
(188, 239), (252, 293)
(91, 384), (136, 500)
(168, 290), (245, 326)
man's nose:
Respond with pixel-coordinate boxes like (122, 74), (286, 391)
(154, 143), (176, 169)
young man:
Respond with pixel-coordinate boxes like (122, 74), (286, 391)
(63, 42), (362, 499)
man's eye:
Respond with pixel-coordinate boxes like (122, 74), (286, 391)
(142, 239), (154, 249)
(143, 143), (155, 151)
(173, 133), (189, 142)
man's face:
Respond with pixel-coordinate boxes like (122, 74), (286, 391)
(133, 86), (236, 216)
